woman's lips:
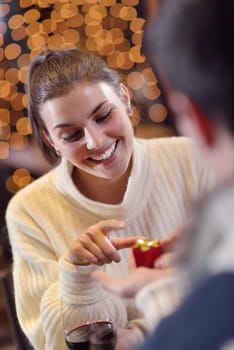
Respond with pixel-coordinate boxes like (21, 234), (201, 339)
(88, 140), (118, 162)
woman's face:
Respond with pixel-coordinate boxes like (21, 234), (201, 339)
(40, 81), (134, 181)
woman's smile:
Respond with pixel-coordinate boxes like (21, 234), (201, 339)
(88, 140), (118, 163)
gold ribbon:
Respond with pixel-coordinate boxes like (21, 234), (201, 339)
(133, 239), (160, 251)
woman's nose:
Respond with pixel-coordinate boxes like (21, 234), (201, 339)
(85, 127), (103, 150)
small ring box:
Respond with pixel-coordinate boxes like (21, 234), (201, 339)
(132, 238), (163, 268)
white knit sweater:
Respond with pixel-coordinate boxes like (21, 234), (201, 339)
(6, 137), (213, 350)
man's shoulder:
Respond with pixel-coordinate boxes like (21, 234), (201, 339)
(137, 273), (234, 350)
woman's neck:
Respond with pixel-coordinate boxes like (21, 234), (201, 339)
(72, 163), (132, 205)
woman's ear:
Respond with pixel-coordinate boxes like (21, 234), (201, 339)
(119, 83), (131, 113)
(42, 129), (61, 156)
(168, 91), (214, 146)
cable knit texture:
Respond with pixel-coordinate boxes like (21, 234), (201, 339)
(135, 275), (181, 332)
(6, 137), (214, 350)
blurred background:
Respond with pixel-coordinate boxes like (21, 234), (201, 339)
(0, 1), (175, 348)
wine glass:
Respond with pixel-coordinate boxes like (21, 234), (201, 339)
(64, 319), (117, 350)
(60, 295), (117, 350)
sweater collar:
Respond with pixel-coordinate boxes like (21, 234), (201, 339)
(54, 138), (149, 219)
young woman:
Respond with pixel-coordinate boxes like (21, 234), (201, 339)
(6, 48), (213, 350)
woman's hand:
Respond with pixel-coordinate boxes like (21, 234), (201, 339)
(65, 219), (139, 266)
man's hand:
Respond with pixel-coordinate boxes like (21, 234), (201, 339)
(115, 328), (143, 350)
(92, 265), (174, 298)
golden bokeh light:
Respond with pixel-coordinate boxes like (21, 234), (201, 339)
(0, 124), (11, 141)
(142, 67), (158, 86)
(67, 13), (84, 27)
(23, 9), (41, 23)
(0, 141), (9, 159)
(9, 132), (28, 150)
(60, 3), (78, 19)
(115, 38), (131, 51)
(12, 168), (32, 188)
(107, 50), (119, 69)
(149, 103), (168, 123)
(110, 3), (124, 18)
(42, 19), (57, 33)
(85, 23), (102, 37)
(19, 0), (34, 9)
(17, 53), (31, 68)
(0, 109), (10, 127)
(127, 71), (145, 90)
(4, 42), (22, 60)
(51, 9), (64, 24)
(26, 22), (43, 36)
(129, 45), (145, 63)
(18, 66), (29, 84)
(10, 92), (25, 111)
(6, 176), (19, 194)
(0, 69), (4, 80)
(8, 14), (25, 30)
(0, 33), (4, 47)
(5, 68), (19, 85)
(119, 6), (137, 21)
(99, 0), (116, 6)
(0, 48), (4, 62)
(132, 31), (143, 46)
(63, 29), (80, 44)
(16, 116), (32, 135)
(47, 34), (64, 48)
(116, 52), (133, 70)
(98, 42), (115, 56)
(122, 0), (139, 7)
(143, 85), (161, 100)
(54, 21), (68, 35)
(11, 26), (27, 41)
(28, 33), (47, 50)
(130, 17), (145, 32)
(0, 80), (11, 98)
(110, 28), (124, 44)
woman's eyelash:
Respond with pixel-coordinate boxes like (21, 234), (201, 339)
(62, 130), (82, 142)
(97, 108), (113, 122)
(61, 109), (113, 142)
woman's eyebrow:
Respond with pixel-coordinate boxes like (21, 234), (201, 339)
(53, 101), (108, 130)
(90, 100), (108, 116)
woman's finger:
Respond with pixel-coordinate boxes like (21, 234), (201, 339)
(96, 220), (125, 235)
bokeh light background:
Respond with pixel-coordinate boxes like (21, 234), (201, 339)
(0, 0), (174, 195)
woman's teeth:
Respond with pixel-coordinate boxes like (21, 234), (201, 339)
(91, 142), (116, 161)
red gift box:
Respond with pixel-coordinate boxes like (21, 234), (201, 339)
(132, 239), (163, 268)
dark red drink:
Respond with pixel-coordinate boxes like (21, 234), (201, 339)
(65, 320), (116, 350)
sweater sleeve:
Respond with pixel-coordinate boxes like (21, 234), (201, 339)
(135, 275), (180, 333)
(6, 201), (128, 350)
